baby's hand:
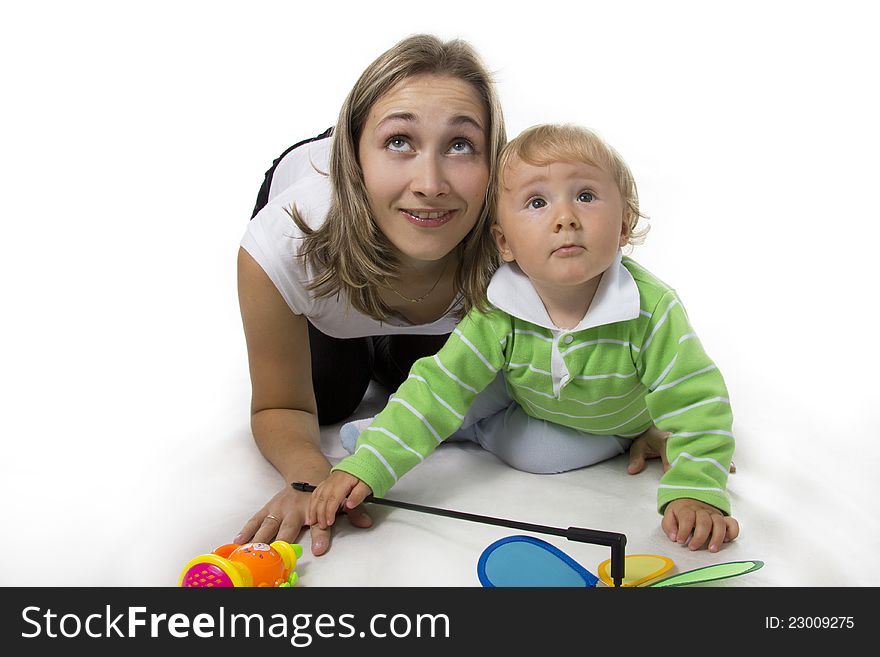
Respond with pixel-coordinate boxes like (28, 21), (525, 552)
(662, 498), (739, 553)
(627, 425), (671, 474)
(306, 471), (374, 530)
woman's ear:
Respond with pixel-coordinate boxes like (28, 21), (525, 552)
(491, 223), (515, 262)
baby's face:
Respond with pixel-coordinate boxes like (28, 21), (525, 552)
(492, 156), (626, 295)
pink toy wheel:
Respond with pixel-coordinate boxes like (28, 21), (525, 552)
(180, 561), (235, 587)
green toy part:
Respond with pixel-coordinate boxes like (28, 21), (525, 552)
(647, 560), (764, 587)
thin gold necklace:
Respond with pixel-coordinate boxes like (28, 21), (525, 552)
(383, 259), (448, 304)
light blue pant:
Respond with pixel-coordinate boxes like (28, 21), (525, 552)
(343, 373), (631, 474)
(447, 372), (630, 474)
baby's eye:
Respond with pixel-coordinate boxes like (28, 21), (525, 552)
(527, 198), (547, 210)
(449, 139), (475, 154)
(386, 137), (413, 153)
(577, 191), (595, 203)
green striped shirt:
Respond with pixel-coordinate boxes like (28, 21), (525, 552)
(334, 256), (735, 515)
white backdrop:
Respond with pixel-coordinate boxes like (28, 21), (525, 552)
(1, 0), (877, 586)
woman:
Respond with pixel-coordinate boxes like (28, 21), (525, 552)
(235, 34), (667, 556)
(235, 35), (503, 555)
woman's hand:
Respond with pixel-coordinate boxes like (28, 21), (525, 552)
(233, 483), (372, 556)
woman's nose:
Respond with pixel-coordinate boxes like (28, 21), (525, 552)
(410, 155), (449, 198)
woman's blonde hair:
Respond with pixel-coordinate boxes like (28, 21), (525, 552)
(496, 124), (648, 245)
(288, 34), (506, 319)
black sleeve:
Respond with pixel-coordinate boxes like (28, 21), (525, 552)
(251, 127), (334, 218)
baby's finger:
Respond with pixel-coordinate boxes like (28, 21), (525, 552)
(661, 508), (676, 541)
(310, 524), (332, 556)
(311, 494), (330, 529)
(321, 490), (346, 529)
(688, 511), (712, 551)
(724, 517), (740, 542)
(707, 514), (728, 552)
(674, 509), (696, 545)
(306, 492), (323, 528)
(305, 491), (322, 528)
(308, 485), (334, 529)
(346, 482), (374, 508)
(627, 444), (648, 475)
(322, 499), (339, 528)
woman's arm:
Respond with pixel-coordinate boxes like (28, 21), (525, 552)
(238, 246), (322, 476)
(235, 248), (371, 554)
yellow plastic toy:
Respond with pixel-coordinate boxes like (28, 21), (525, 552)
(179, 541), (303, 588)
(597, 554), (674, 587)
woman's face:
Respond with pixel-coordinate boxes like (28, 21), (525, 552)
(358, 74), (490, 268)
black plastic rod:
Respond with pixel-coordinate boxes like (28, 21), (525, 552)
(292, 481), (626, 587)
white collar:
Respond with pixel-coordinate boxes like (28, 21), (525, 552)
(486, 251), (641, 332)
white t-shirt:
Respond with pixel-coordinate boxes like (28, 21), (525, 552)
(241, 134), (461, 339)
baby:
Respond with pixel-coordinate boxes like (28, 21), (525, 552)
(308, 124), (739, 552)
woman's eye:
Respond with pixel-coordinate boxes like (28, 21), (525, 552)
(578, 191), (595, 203)
(449, 139), (475, 154)
(527, 198), (547, 210)
(386, 137), (412, 152)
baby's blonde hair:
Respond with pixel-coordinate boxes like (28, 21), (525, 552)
(497, 124), (648, 245)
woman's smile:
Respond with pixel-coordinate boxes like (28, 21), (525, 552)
(400, 208), (457, 226)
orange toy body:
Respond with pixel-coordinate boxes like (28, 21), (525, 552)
(179, 541), (303, 588)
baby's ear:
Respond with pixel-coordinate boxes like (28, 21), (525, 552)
(619, 218), (631, 248)
(491, 223), (515, 262)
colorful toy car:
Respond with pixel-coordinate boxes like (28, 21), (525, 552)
(179, 541), (303, 587)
